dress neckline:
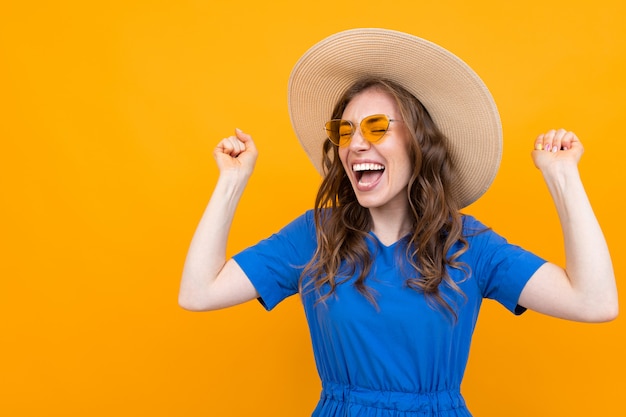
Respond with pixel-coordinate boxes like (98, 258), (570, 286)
(368, 231), (410, 249)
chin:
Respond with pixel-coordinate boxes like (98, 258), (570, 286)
(354, 196), (383, 209)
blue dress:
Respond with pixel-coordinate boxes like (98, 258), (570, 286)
(233, 211), (545, 416)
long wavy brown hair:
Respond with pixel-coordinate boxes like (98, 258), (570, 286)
(300, 77), (469, 318)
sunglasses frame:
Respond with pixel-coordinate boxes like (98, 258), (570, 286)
(324, 114), (399, 147)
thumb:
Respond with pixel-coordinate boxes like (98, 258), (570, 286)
(234, 128), (255, 150)
(232, 128), (258, 170)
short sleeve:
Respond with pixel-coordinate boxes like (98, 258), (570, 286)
(463, 216), (546, 315)
(232, 211), (317, 311)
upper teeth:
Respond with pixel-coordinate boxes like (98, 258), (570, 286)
(353, 163), (384, 172)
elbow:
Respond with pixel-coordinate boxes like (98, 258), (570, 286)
(178, 292), (211, 312)
(582, 300), (619, 323)
(178, 294), (196, 311)
(575, 274), (619, 323)
(596, 303), (619, 323)
(593, 289), (619, 322)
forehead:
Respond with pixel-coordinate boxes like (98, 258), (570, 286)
(342, 87), (399, 119)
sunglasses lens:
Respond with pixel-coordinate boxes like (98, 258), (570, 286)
(325, 120), (353, 146)
(362, 115), (390, 142)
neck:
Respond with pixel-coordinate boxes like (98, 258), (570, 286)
(369, 207), (413, 246)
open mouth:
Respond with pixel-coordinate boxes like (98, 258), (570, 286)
(353, 163), (385, 186)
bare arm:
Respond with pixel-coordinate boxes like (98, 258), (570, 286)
(178, 129), (260, 311)
(518, 129), (618, 322)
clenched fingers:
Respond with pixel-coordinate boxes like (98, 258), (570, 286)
(216, 135), (246, 158)
(534, 129), (578, 152)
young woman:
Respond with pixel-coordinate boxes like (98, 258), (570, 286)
(179, 29), (617, 416)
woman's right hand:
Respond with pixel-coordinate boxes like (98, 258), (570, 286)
(179, 128), (260, 311)
(214, 128), (258, 179)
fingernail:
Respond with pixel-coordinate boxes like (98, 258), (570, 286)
(552, 146), (558, 153)
(235, 128), (242, 133)
(545, 143), (551, 151)
(535, 143), (543, 150)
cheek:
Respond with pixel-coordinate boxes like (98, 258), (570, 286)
(396, 154), (415, 183)
(403, 141), (419, 177)
(338, 148), (349, 169)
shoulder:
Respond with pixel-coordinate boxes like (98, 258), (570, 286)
(460, 214), (490, 237)
(458, 214), (509, 254)
(286, 209), (316, 234)
(265, 209), (318, 247)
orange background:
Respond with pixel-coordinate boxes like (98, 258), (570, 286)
(1, 1), (625, 416)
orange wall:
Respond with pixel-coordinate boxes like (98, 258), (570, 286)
(1, 1), (624, 416)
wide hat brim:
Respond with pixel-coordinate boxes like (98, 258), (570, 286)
(288, 28), (502, 208)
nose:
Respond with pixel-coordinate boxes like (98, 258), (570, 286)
(348, 126), (370, 150)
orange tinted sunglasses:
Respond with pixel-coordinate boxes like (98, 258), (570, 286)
(324, 114), (399, 147)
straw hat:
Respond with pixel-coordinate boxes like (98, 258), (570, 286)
(288, 28), (502, 208)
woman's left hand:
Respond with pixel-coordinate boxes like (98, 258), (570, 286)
(520, 128), (618, 322)
(531, 129), (584, 171)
